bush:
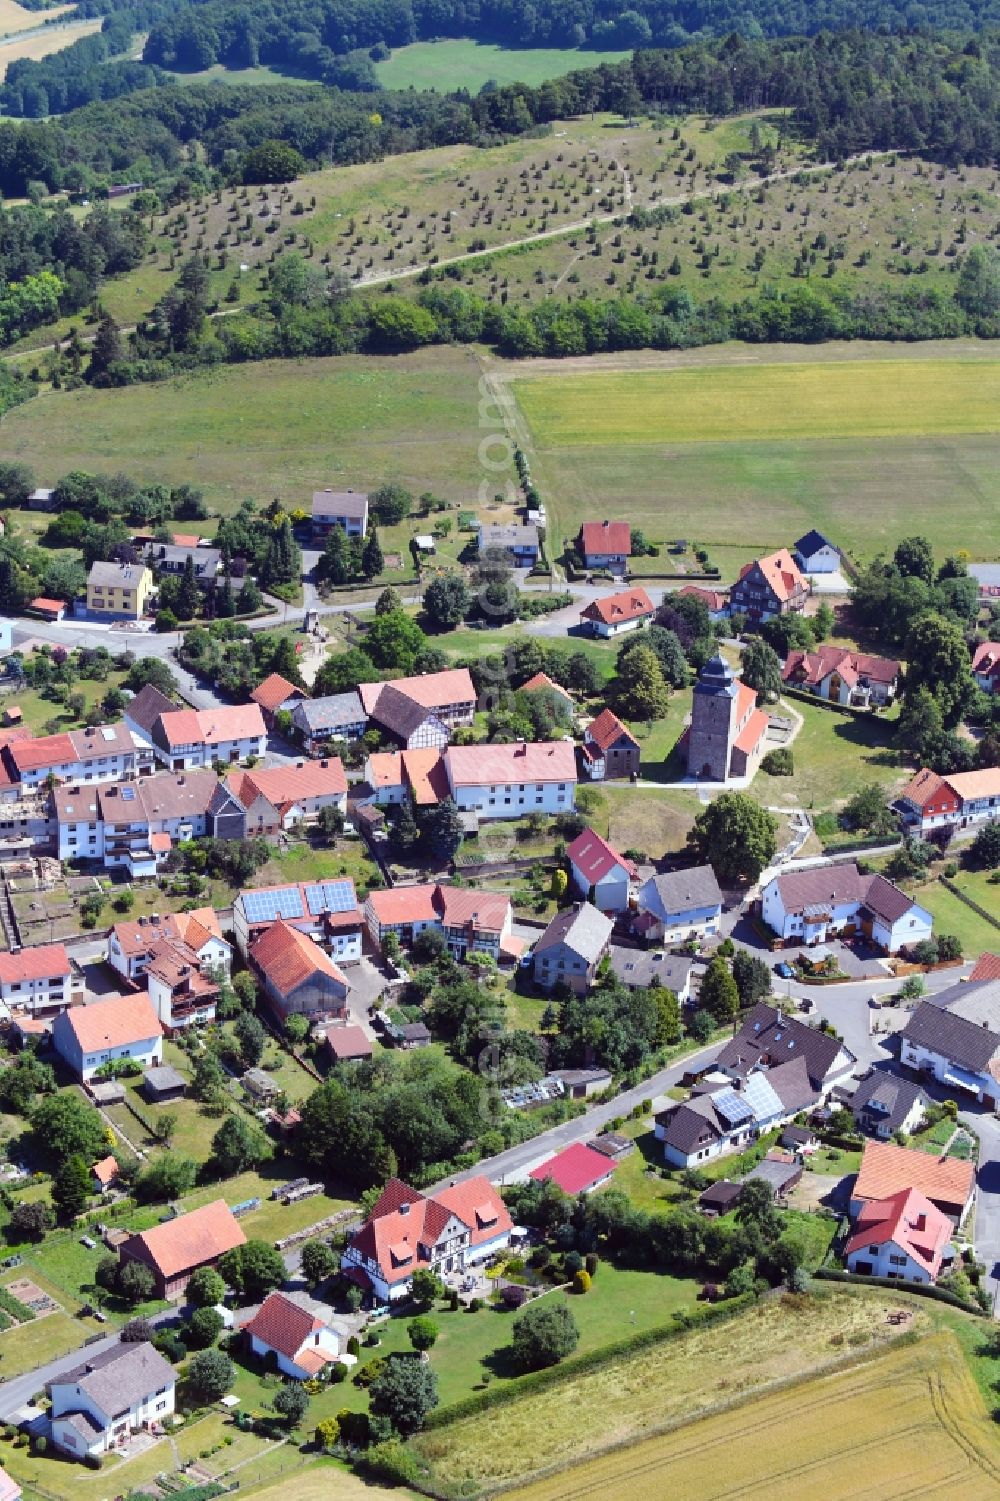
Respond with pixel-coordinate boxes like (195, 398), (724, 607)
(360, 1439), (425, 1486)
(584, 1252), (599, 1277)
(468, 1297), (483, 1312)
(33, 1436), (46, 1454)
(761, 747), (794, 776)
(572, 1270), (592, 1294)
(85, 1453), (102, 1470)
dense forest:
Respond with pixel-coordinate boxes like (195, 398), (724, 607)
(5, 30), (1000, 196)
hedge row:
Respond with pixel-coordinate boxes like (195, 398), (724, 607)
(939, 876), (1000, 934)
(421, 1294), (754, 1430)
(814, 1266), (984, 1315)
(0, 1287), (35, 1323)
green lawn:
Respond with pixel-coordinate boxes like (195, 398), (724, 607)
(609, 1122), (692, 1214)
(0, 669), (130, 737)
(374, 38), (630, 91)
(807, 1145), (862, 1177)
(909, 878), (1000, 961)
(752, 697), (905, 817)
(439, 627), (617, 680)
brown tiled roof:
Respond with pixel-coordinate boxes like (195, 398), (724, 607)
(126, 685), (177, 737)
(242, 1291), (324, 1359)
(250, 919), (347, 998)
(715, 1002), (850, 1091)
(369, 684), (443, 740)
(124, 1199), (246, 1278)
(586, 707), (639, 753)
(862, 873), (917, 926)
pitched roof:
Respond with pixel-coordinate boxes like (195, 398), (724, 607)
(125, 684), (177, 737)
(764, 1054), (816, 1113)
(370, 683), (445, 740)
(585, 708), (639, 753)
(529, 1143), (614, 1195)
(853, 1139), (975, 1213)
(900, 997), (1000, 1074)
(88, 560), (150, 590)
(579, 520), (631, 556)
(112, 907), (223, 960)
(794, 529), (838, 559)
(845, 1186), (953, 1276)
(250, 919), (347, 998)
(293, 692), (365, 733)
(432, 1177), (513, 1246)
(56, 992), (161, 1054)
(862, 873), (918, 926)
(567, 828), (637, 885)
(312, 489), (369, 518)
(92, 1155), (119, 1188)
(365, 882), (511, 934)
(358, 668), (475, 717)
(251, 673), (306, 714)
(897, 767), (956, 810)
(942, 767), (1000, 803)
(535, 901), (614, 963)
(153, 703), (265, 750)
(242, 1291), (325, 1359)
(970, 953), (1000, 983)
(0, 942), (70, 985)
(971, 641), (1000, 680)
(227, 758), (347, 813)
(676, 585), (728, 612)
(55, 1341), (174, 1416)
(639, 865), (723, 920)
(521, 672), (573, 702)
(124, 1199), (246, 1279)
(348, 1176), (510, 1287)
(326, 1024), (374, 1061)
(100, 769), (220, 824)
(144, 936), (219, 998)
(766, 863), (868, 913)
(8, 731), (76, 773)
(445, 740), (577, 786)
(715, 1002), (852, 1091)
(580, 587), (654, 627)
(782, 645), (900, 691)
(736, 548), (806, 604)
(850, 1068), (928, 1134)
(655, 1095), (724, 1155)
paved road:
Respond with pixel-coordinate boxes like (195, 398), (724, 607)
(0, 1308), (175, 1420)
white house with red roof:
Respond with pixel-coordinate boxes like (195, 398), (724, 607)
(728, 548), (809, 624)
(0, 941), (82, 1016)
(209, 757), (347, 838)
(51, 992), (162, 1081)
(444, 740), (577, 817)
(782, 645), (900, 708)
(108, 908), (231, 985)
(342, 1176), (513, 1304)
(578, 520), (631, 576)
(579, 586), (654, 639)
(364, 883), (513, 961)
(9, 722), (140, 790)
(242, 1291), (343, 1378)
(232, 879), (363, 963)
(972, 641), (1000, 694)
(567, 828), (637, 913)
(845, 1186), (954, 1284)
(675, 585), (729, 621)
(150, 704), (266, 771)
(897, 766), (1000, 836)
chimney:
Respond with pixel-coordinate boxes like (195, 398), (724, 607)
(399, 1202), (410, 1216)
(139, 915), (147, 927)
(320, 759), (328, 769)
(151, 914), (160, 925)
(297, 761), (304, 769)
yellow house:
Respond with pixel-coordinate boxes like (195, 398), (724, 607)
(87, 561), (154, 619)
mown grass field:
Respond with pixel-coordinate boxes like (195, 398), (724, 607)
(374, 39), (630, 91)
(908, 876), (1000, 960)
(497, 1331), (1000, 1501)
(0, 14), (98, 76)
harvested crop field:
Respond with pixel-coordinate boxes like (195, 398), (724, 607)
(411, 1288), (930, 1493)
(0, 16), (99, 76)
(499, 1332), (1000, 1501)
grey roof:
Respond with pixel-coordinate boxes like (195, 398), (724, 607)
(293, 692), (365, 733)
(936, 977), (1000, 1032)
(478, 523), (539, 549)
(54, 1341), (173, 1418)
(764, 1055), (817, 1113)
(400, 1022), (431, 1043)
(694, 655), (737, 700)
(778, 1124), (816, 1147)
(550, 1067), (612, 1088)
(715, 1003), (854, 1092)
(535, 902), (614, 964)
(312, 490), (368, 518)
(656, 1095), (724, 1155)
(88, 560), (149, 589)
(125, 684), (176, 738)
(61, 1410), (104, 1441)
(698, 1180), (743, 1212)
(849, 1068), (928, 1134)
(794, 529), (837, 558)
(370, 684), (442, 740)
(747, 1157), (801, 1195)
(144, 1064), (186, 1093)
(639, 865), (723, 920)
(900, 1000), (1000, 1075)
(146, 543), (220, 574)
(610, 949), (692, 992)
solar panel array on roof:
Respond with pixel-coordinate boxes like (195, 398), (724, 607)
(304, 881), (356, 915)
(742, 1070), (784, 1121)
(121, 786), (136, 801)
(242, 887), (305, 923)
(713, 1089), (754, 1127)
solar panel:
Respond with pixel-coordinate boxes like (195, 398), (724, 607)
(121, 787), (136, 801)
(304, 880), (356, 915)
(241, 886), (304, 923)
(713, 1088), (754, 1127)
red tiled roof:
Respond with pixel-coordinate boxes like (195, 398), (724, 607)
(230, 758), (347, 812)
(736, 548), (806, 604)
(242, 1291), (324, 1360)
(358, 668), (475, 717)
(782, 645), (900, 690)
(0, 942), (70, 985)
(59, 992), (161, 1053)
(156, 703), (265, 749)
(437, 886), (511, 934)
(400, 748), (450, 805)
(521, 672), (573, 702)
(250, 919), (347, 999)
(845, 1186), (953, 1278)
(112, 909), (222, 960)
(445, 740), (577, 785)
(567, 828), (637, 884)
(898, 767), (956, 811)
(970, 953), (1000, 983)
(580, 587), (654, 627)
(150, 832), (172, 853)
(366, 884), (440, 927)
(348, 1176), (511, 1286)
(585, 707), (638, 753)
(944, 767), (1000, 803)
(433, 1177), (513, 1247)
(733, 705), (770, 756)
(92, 1155), (119, 1188)
(972, 641), (1000, 681)
(676, 585), (728, 612)
(9, 732), (76, 773)
(251, 673), (305, 714)
(28, 597), (66, 616)
(579, 521), (631, 557)
(529, 1143), (615, 1196)
(853, 1140), (974, 1213)
(125, 1199), (246, 1279)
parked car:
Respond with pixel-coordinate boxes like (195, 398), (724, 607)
(774, 961), (795, 979)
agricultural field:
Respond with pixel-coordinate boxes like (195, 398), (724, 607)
(497, 1331), (1000, 1501)
(409, 1287), (933, 1491)
(374, 39), (631, 91)
(499, 341), (1000, 559)
(0, 13), (99, 76)
(0, 0), (76, 36)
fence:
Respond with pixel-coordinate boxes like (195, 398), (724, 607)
(274, 1206), (357, 1253)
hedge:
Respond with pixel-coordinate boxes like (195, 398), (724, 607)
(814, 1266), (985, 1314)
(421, 1294), (754, 1430)
(940, 876), (1000, 934)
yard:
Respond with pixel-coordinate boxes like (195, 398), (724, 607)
(907, 877), (1000, 960)
(0, 668), (131, 738)
(751, 696), (905, 817)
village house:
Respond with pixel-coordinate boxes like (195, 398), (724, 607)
(364, 883), (513, 961)
(358, 668), (477, 730)
(292, 692), (367, 755)
(847, 1068), (929, 1139)
(728, 548), (809, 624)
(232, 878), (363, 963)
(845, 1186), (954, 1285)
(972, 641), (1000, 693)
(108, 908), (231, 985)
(579, 586), (654, 639)
(0, 942), (82, 1016)
(242, 1291), (343, 1379)
(145, 937), (224, 1032)
(781, 645), (901, 708)
(92, 1155), (120, 1193)
(520, 672), (574, 707)
(899, 977), (1000, 1105)
(311, 489), (369, 540)
(633, 865), (723, 943)
(10, 722), (139, 790)
(86, 561), (154, 621)
(342, 1176), (513, 1304)
(684, 656), (770, 783)
(714, 1002), (858, 1097)
(119, 1199), (246, 1299)
(51, 992), (162, 1081)
(533, 901), (614, 994)
(675, 584), (729, 621)
(897, 765), (1000, 836)
(48, 1342), (175, 1460)
(363, 747), (450, 808)
(145, 542), (221, 584)
(55, 769), (219, 873)
(367, 684), (451, 751)
(760, 864), (933, 955)
(611, 949), (693, 1000)
(477, 521), (540, 568)
(792, 529), (842, 575)
(123, 685), (178, 769)
(445, 739), (577, 817)
(578, 520), (631, 576)
(150, 704), (266, 771)
(249, 918), (350, 1024)
(850, 1138), (975, 1226)
(209, 758), (348, 838)
(581, 708), (640, 781)
(566, 828), (637, 912)
(655, 1057), (816, 1168)
(250, 672), (309, 727)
